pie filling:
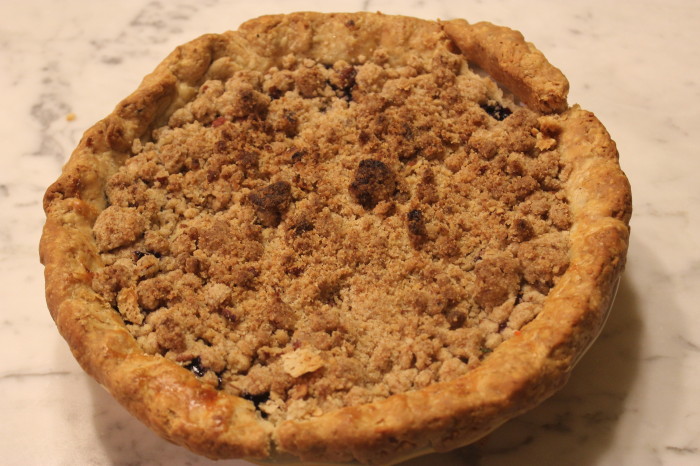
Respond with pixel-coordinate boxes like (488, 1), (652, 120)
(92, 39), (571, 423)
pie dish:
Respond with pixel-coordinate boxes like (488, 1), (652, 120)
(40, 12), (631, 465)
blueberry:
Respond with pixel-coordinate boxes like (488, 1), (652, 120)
(241, 391), (271, 418)
(184, 357), (206, 377)
(480, 102), (512, 121)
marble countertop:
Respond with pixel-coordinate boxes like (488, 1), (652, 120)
(2, 0), (699, 464)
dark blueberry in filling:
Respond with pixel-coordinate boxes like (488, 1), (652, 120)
(133, 250), (161, 261)
(241, 392), (271, 417)
(480, 102), (512, 121)
(184, 357), (206, 377)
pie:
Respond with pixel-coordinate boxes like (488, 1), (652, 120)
(40, 12), (632, 465)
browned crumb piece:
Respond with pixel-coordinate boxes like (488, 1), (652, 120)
(249, 181), (293, 227)
(474, 251), (521, 309)
(406, 208), (428, 247)
(93, 206), (145, 252)
(349, 159), (397, 210)
(93, 37), (571, 423)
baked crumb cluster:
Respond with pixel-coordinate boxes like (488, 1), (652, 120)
(92, 43), (571, 422)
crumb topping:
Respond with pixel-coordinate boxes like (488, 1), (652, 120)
(92, 40), (571, 423)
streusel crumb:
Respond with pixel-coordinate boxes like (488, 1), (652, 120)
(92, 38), (570, 423)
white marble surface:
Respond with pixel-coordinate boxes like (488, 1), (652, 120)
(1, 0), (699, 464)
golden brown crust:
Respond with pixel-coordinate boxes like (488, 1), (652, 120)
(40, 11), (631, 465)
(443, 19), (570, 113)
